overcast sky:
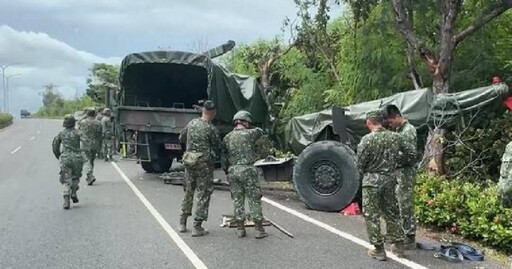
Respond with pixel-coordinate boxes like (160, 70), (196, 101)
(0, 0), (342, 115)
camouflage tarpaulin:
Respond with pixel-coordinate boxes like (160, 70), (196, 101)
(286, 84), (509, 155)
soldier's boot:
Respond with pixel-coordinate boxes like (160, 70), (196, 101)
(63, 195), (70, 210)
(87, 176), (96, 186)
(391, 242), (406, 258)
(404, 235), (416, 250)
(71, 193), (79, 204)
(178, 215), (188, 233)
(367, 245), (387, 261)
(254, 220), (268, 239)
(236, 220), (246, 238)
(191, 221), (209, 237)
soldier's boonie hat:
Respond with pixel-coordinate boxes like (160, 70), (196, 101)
(366, 109), (384, 122)
(203, 100), (216, 111)
(233, 110), (252, 123)
(63, 114), (76, 128)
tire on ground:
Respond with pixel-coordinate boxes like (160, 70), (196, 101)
(293, 141), (360, 212)
(141, 158), (172, 173)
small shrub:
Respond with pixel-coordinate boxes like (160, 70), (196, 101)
(0, 113), (13, 129)
(415, 173), (512, 253)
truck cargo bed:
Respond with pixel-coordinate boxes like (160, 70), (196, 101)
(117, 106), (200, 133)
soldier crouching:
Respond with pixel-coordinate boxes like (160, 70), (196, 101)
(52, 114), (84, 209)
(222, 110), (270, 239)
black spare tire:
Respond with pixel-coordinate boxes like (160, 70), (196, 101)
(293, 141), (360, 212)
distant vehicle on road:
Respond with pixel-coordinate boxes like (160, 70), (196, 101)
(20, 109), (31, 118)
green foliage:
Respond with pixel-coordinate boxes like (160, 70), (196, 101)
(415, 173), (512, 253)
(35, 86), (96, 117)
(0, 113), (13, 129)
(445, 110), (512, 181)
(86, 63), (119, 104)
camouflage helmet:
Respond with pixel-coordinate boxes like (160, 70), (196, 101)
(233, 110), (252, 123)
(63, 114), (76, 128)
(103, 108), (111, 115)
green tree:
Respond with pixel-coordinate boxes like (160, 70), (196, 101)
(86, 63), (119, 104)
(42, 84), (61, 107)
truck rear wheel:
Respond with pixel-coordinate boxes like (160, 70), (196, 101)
(293, 141), (360, 212)
(141, 158), (172, 173)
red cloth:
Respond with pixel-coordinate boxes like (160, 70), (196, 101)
(504, 97), (512, 111)
(340, 202), (361, 215)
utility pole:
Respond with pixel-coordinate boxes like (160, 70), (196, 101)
(1, 64), (18, 113)
(6, 74), (21, 114)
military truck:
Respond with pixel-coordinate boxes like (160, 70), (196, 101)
(287, 84), (510, 212)
(115, 41), (269, 173)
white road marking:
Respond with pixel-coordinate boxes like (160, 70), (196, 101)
(29, 136), (35, 141)
(111, 162), (208, 269)
(10, 146), (22, 154)
(262, 197), (430, 269)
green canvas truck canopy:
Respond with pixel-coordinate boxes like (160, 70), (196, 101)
(286, 84), (509, 155)
(119, 51), (269, 124)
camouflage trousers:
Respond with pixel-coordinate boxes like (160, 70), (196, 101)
(227, 165), (263, 222)
(362, 179), (404, 246)
(396, 167), (417, 238)
(103, 137), (115, 159)
(180, 161), (214, 221)
(97, 138), (104, 158)
(82, 149), (97, 181)
(59, 155), (83, 196)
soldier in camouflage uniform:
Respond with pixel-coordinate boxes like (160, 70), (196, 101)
(178, 100), (220, 237)
(101, 108), (115, 162)
(79, 108), (103, 185)
(499, 141), (512, 208)
(386, 105), (418, 249)
(222, 110), (270, 239)
(52, 115), (84, 209)
(357, 110), (416, 261)
(96, 108), (105, 159)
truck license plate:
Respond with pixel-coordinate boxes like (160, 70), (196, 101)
(164, 143), (182, 150)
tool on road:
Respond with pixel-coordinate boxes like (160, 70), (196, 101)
(220, 215), (293, 238)
(265, 216), (294, 238)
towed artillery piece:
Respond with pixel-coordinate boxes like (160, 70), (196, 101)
(287, 84), (510, 212)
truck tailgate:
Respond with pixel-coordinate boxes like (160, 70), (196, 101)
(117, 106), (200, 133)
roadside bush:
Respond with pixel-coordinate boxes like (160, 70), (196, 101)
(445, 110), (512, 182)
(415, 173), (512, 253)
(0, 113), (13, 129)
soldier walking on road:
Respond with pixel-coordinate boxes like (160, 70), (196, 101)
(178, 100), (220, 237)
(79, 108), (103, 186)
(101, 108), (115, 162)
(357, 110), (416, 261)
(222, 110), (270, 239)
(52, 115), (84, 209)
(386, 105), (418, 249)
(96, 108), (105, 159)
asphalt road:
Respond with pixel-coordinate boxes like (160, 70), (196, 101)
(0, 119), (507, 269)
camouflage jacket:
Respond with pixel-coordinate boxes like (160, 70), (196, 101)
(79, 117), (102, 151)
(52, 128), (81, 159)
(222, 127), (270, 169)
(101, 117), (114, 138)
(499, 142), (512, 207)
(357, 127), (416, 187)
(179, 118), (220, 163)
(396, 121), (418, 167)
